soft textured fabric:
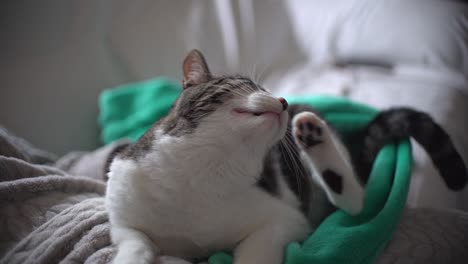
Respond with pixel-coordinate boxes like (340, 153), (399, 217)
(0, 127), (123, 263)
(98, 81), (413, 264)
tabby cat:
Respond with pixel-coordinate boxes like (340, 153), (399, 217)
(105, 50), (467, 264)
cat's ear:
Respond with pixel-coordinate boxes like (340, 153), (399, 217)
(182, 49), (212, 89)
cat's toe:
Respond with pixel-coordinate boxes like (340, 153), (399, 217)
(292, 112), (326, 148)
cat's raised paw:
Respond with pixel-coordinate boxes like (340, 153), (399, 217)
(292, 112), (327, 149)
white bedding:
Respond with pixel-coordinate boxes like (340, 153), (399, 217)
(285, 0), (468, 74)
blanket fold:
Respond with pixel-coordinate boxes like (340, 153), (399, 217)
(0, 126), (118, 264)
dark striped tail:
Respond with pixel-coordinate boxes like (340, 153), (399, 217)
(358, 107), (468, 190)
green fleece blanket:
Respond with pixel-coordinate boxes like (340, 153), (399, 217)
(99, 78), (412, 264)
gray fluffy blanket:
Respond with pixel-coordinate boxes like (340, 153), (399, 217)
(0, 126), (124, 264)
(0, 126), (467, 264)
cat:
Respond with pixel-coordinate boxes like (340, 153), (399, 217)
(105, 49), (468, 264)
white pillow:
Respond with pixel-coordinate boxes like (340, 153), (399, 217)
(286, 0), (468, 75)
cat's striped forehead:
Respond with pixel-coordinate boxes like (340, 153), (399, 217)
(204, 75), (266, 93)
(181, 75), (266, 107)
(162, 75), (266, 136)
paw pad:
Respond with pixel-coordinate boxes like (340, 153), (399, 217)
(293, 113), (326, 148)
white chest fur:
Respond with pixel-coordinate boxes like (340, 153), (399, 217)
(105, 134), (310, 263)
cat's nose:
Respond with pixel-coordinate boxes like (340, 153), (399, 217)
(278, 97), (288, 111)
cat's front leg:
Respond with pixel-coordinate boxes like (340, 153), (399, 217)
(233, 216), (309, 264)
(156, 256), (193, 264)
(111, 226), (160, 264)
(291, 112), (364, 215)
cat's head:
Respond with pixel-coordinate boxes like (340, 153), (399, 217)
(159, 50), (289, 153)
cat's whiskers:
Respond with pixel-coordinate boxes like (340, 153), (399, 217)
(256, 63), (274, 86)
(279, 139), (303, 197)
(279, 130), (307, 196)
(252, 63), (258, 84)
(285, 128), (311, 174)
(282, 138), (305, 181)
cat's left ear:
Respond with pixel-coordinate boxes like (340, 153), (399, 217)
(182, 49), (212, 89)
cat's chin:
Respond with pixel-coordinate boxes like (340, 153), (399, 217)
(258, 111), (288, 138)
(260, 112), (288, 146)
